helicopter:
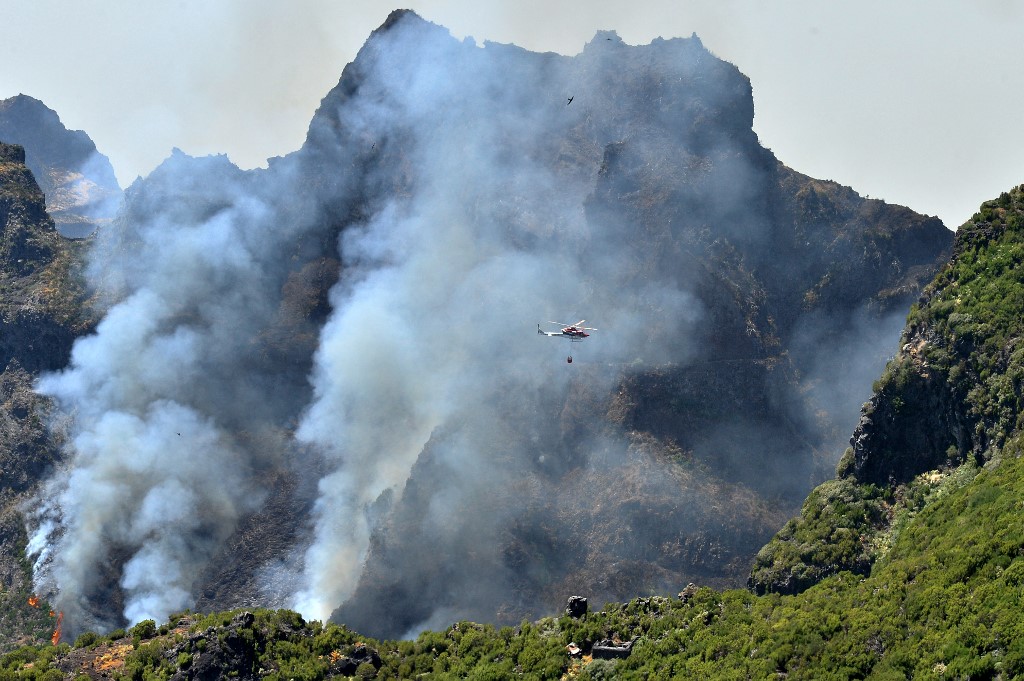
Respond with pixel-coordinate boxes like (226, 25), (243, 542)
(538, 320), (597, 363)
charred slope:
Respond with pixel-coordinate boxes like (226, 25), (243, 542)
(0, 95), (121, 237)
(0, 142), (92, 650)
(751, 184), (1024, 595)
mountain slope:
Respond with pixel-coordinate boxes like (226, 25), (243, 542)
(17, 11), (950, 639)
(751, 183), (1024, 597)
(13, 185), (1022, 681)
(318, 12), (952, 638)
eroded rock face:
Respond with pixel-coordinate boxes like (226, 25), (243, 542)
(845, 355), (968, 487)
(565, 596), (588, 618)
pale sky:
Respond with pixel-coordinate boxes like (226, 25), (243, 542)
(2, 0), (1021, 229)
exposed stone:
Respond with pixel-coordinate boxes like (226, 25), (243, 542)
(0, 95), (121, 238)
(677, 583), (698, 603)
(565, 596), (588, 619)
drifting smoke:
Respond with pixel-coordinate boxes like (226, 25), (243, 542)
(24, 11), (947, 636)
(27, 149), (326, 632)
(289, 17), (709, 620)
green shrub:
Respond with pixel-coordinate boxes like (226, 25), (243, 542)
(73, 631), (98, 648)
(129, 619), (157, 642)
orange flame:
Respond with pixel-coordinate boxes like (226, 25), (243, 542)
(27, 595), (39, 608)
(51, 612), (63, 646)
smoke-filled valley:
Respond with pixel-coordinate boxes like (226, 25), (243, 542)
(2, 10), (954, 642)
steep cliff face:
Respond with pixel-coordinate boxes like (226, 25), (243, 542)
(750, 184), (1024, 595)
(0, 142), (92, 649)
(0, 95), (121, 237)
(19, 11), (952, 638)
(0, 142), (94, 366)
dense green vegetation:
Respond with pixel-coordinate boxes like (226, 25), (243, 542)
(751, 184), (1024, 595)
(906, 188), (1024, 449)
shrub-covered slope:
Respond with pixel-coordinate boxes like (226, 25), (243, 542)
(9, 434), (1024, 678)
(752, 184), (1024, 595)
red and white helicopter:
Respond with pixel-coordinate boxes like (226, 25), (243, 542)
(538, 320), (597, 363)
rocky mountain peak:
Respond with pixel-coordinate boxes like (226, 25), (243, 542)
(0, 94), (121, 237)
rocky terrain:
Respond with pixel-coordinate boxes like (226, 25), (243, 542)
(3, 10), (953, 645)
(0, 141), (93, 649)
(319, 12), (953, 638)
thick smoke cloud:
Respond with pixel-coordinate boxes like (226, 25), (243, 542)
(24, 12), (932, 636)
(289, 18), (709, 620)
(27, 150), (324, 632)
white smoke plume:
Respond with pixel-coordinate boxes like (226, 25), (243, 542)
(289, 15), (703, 620)
(27, 149), (324, 632)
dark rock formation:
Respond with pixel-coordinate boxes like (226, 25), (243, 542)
(325, 12), (952, 638)
(565, 596), (588, 618)
(592, 637), (636, 659)
(677, 583), (698, 603)
(843, 354), (968, 487)
(171, 613), (260, 681)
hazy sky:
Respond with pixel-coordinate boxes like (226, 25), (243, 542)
(2, 0), (1021, 229)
